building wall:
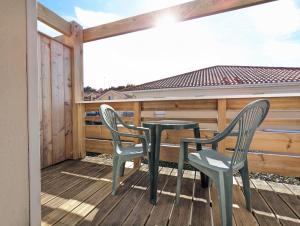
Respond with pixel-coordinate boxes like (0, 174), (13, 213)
(0, 0), (30, 224)
(99, 91), (128, 100)
(126, 84), (300, 99)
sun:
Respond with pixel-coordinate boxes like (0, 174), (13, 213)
(155, 13), (178, 27)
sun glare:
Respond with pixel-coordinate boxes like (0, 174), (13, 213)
(155, 14), (178, 27)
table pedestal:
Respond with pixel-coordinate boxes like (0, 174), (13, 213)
(144, 121), (209, 204)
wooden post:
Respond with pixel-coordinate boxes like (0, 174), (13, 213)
(133, 101), (141, 127)
(133, 101), (142, 168)
(217, 99), (227, 152)
(70, 22), (86, 159)
(74, 103), (86, 159)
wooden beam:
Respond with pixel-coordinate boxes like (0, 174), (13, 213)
(54, 35), (73, 48)
(37, 2), (72, 36)
(71, 22), (86, 159)
(83, 0), (275, 42)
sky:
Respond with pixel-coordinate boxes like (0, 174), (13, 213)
(38, 0), (300, 89)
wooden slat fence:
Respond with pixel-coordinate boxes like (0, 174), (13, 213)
(83, 96), (300, 176)
(38, 33), (73, 168)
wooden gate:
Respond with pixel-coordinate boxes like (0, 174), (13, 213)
(38, 33), (73, 168)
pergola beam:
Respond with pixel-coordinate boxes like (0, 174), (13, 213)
(83, 0), (275, 43)
(37, 2), (72, 36)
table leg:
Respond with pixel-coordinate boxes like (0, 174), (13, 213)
(151, 126), (162, 204)
(193, 127), (202, 150)
(149, 127), (157, 204)
(193, 127), (209, 188)
(119, 162), (125, 176)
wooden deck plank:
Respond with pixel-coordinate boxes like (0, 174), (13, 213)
(191, 172), (211, 226)
(41, 161), (100, 192)
(41, 160), (74, 179)
(280, 218), (300, 226)
(279, 193), (300, 219)
(210, 180), (238, 226)
(251, 188), (280, 226)
(81, 156), (113, 166)
(284, 184), (300, 196)
(41, 158), (300, 226)
(41, 162), (105, 205)
(41, 161), (91, 190)
(99, 170), (151, 225)
(76, 170), (147, 226)
(252, 179), (300, 226)
(42, 170), (112, 226)
(234, 178), (281, 226)
(235, 176), (255, 189)
(41, 162), (90, 204)
(210, 182), (221, 226)
(42, 161), (86, 186)
(169, 170), (194, 226)
(53, 184), (112, 226)
(232, 178), (259, 226)
(122, 167), (172, 226)
(250, 179), (273, 191)
(210, 182), (238, 226)
(145, 170), (178, 226)
(267, 181), (294, 195)
(267, 181), (300, 219)
(41, 166), (111, 217)
(53, 165), (136, 226)
(258, 188), (299, 220)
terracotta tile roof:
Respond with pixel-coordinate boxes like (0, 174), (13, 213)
(122, 65), (300, 91)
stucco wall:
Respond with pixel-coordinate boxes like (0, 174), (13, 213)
(0, 0), (29, 224)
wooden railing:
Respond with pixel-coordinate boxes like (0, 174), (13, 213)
(79, 94), (300, 176)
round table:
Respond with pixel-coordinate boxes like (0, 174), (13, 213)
(143, 120), (208, 204)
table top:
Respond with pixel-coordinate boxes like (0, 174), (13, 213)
(142, 120), (199, 130)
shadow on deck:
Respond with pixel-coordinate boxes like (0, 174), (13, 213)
(41, 157), (300, 226)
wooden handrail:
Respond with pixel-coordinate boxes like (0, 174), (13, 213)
(77, 93), (300, 104)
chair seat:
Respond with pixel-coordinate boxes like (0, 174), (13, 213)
(199, 146), (212, 151)
(117, 144), (144, 156)
(188, 150), (231, 172)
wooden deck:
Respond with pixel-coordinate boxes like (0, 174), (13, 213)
(41, 157), (300, 226)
